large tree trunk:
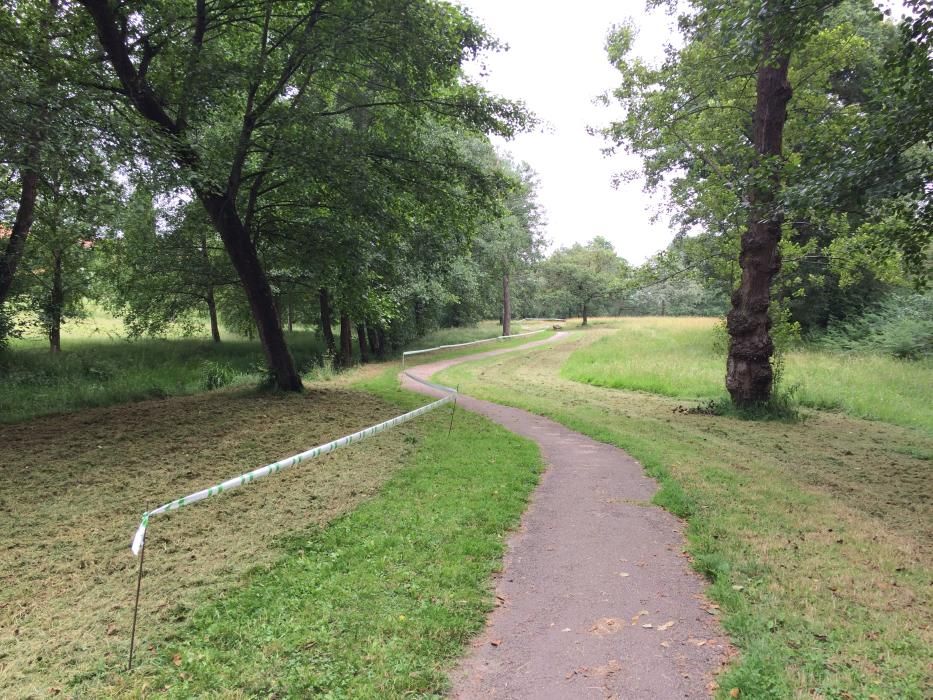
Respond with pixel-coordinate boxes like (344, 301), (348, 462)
(199, 192), (301, 390)
(375, 327), (388, 358)
(0, 169), (40, 308)
(48, 249), (63, 353)
(0, 2), (53, 310)
(502, 272), (512, 336)
(726, 43), (792, 407)
(356, 323), (370, 363)
(339, 312), (353, 367)
(318, 287), (336, 355)
(581, 303), (588, 326)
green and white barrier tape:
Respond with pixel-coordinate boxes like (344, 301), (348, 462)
(401, 328), (546, 368)
(131, 374), (456, 555)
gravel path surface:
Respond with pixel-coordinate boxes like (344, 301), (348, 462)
(401, 333), (728, 699)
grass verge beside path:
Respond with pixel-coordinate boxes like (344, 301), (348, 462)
(561, 317), (932, 432)
(435, 335), (932, 699)
(100, 367), (541, 698)
(0, 354), (542, 698)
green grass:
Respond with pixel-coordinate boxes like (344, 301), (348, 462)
(0, 332), (328, 424)
(93, 365), (542, 698)
(0, 309), (544, 424)
(561, 317), (932, 432)
(434, 333), (932, 699)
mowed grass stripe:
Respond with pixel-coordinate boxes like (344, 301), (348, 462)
(560, 317), (932, 432)
(97, 368), (541, 698)
(435, 332), (932, 699)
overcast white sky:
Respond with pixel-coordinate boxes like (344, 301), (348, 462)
(459, 0), (909, 264)
(460, 1), (681, 264)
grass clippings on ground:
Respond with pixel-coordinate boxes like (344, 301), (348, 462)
(0, 382), (419, 697)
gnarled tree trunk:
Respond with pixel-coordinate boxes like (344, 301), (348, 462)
(726, 42), (792, 406)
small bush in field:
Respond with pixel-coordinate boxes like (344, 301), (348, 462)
(201, 360), (238, 390)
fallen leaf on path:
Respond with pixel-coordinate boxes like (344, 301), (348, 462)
(619, 572), (630, 577)
(642, 623), (653, 628)
(687, 638), (707, 646)
(657, 620), (675, 631)
(660, 640), (670, 648)
(490, 639), (501, 647)
(590, 618), (624, 635)
(730, 689), (741, 698)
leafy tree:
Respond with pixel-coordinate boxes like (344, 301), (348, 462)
(473, 156), (546, 335)
(76, 0), (529, 389)
(604, 0), (928, 405)
(99, 191), (234, 341)
(542, 237), (627, 325)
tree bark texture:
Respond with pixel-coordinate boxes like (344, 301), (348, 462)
(48, 250), (63, 353)
(318, 287), (336, 355)
(502, 272), (512, 336)
(726, 44), (792, 406)
(339, 312), (353, 367)
(581, 303), (588, 326)
(356, 323), (370, 363)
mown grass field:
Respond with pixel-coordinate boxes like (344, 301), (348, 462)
(435, 321), (932, 699)
(0, 333), (542, 698)
(561, 317), (932, 432)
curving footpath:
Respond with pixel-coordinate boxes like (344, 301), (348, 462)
(401, 333), (728, 699)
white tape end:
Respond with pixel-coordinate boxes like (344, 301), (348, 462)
(131, 522), (147, 556)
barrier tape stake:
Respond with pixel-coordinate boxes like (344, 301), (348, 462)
(447, 385), (459, 439)
(127, 531), (146, 671)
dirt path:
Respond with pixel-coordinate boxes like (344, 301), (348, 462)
(401, 334), (728, 699)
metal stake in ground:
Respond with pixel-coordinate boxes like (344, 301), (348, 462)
(447, 384), (460, 438)
(127, 529), (146, 671)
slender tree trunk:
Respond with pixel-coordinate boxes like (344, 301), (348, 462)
(414, 300), (425, 336)
(48, 249), (63, 353)
(367, 325), (382, 359)
(375, 327), (387, 358)
(339, 312), (353, 367)
(356, 323), (370, 363)
(726, 42), (792, 407)
(582, 303), (588, 326)
(502, 272), (512, 336)
(199, 192), (300, 390)
(199, 229), (221, 343)
(318, 287), (336, 355)
(206, 291), (220, 343)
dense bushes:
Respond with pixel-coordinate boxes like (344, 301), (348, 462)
(818, 291), (932, 359)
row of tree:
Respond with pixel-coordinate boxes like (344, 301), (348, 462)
(0, 0), (546, 387)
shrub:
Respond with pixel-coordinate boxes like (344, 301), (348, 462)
(201, 360), (238, 390)
(819, 291), (932, 359)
